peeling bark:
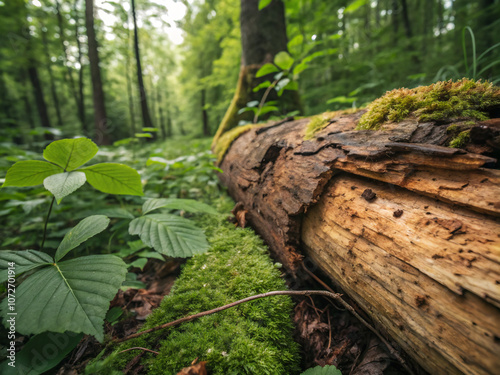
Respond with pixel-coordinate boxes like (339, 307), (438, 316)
(217, 110), (500, 375)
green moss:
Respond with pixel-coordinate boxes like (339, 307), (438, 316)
(214, 124), (262, 164)
(304, 108), (359, 140)
(108, 208), (300, 375)
(357, 79), (500, 130)
(449, 130), (471, 148)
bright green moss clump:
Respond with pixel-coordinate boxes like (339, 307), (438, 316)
(357, 79), (500, 130)
(110, 207), (300, 375)
(304, 108), (359, 140)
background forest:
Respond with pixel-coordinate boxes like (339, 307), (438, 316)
(0, 0), (499, 146)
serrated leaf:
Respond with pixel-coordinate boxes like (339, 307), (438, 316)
(55, 215), (110, 262)
(0, 250), (53, 283)
(0, 331), (83, 375)
(129, 214), (209, 257)
(274, 51), (295, 71)
(43, 171), (87, 204)
(300, 365), (343, 375)
(258, 0), (272, 10)
(142, 198), (218, 215)
(2, 160), (63, 187)
(43, 138), (98, 171)
(256, 63), (280, 78)
(1, 255), (127, 342)
(82, 163), (143, 196)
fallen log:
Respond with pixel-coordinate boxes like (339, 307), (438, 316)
(215, 81), (500, 375)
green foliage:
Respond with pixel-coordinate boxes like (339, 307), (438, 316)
(111, 213), (301, 374)
(301, 365), (343, 375)
(357, 79), (500, 130)
(449, 130), (471, 148)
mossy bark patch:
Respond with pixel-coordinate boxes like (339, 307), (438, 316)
(110, 206), (300, 375)
(357, 79), (500, 130)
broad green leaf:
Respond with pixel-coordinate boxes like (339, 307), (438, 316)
(55, 215), (110, 262)
(129, 214), (209, 257)
(135, 133), (153, 138)
(255, 63), (279, 78)
(344, 0), (366, 13)
(258, 106), (280, 116)
(43, 138), (98, 171)
(293, 61), (309, 75)
(274, 51), (295, 71)
(142, 127), (158, 132)
(1, 255), (127, 342)
(43, 171), (87, 204)
(82, 163), (143, 196)
(128, 258), (148, 270)
(2, 160), (63, 187)
(287, 34), (304, 50)
(0, 250), (53, 283)
(300, 365), (343, 375)
(0, 331), (83, 375)
(106, 306), (123, 323)
(246, 100), (260, 107)
(142, 198), (218, 215)
(258, 0), (272, 10)
(237, 107), (258, 115)
(253, 80), (272, 92)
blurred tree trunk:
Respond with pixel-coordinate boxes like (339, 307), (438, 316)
(126, 21), (136, 137)
(157, 88), (167, 139)
(41, 27), (63, 128)
(212, 0), (301, 147)
(73, 0), (87, 135)
(28, 65), (52, 139)
(400, 0), (412, 38)
(131, 0), (155, 138)
(85, 0), (110, 145)
(201, 89), (210, 136)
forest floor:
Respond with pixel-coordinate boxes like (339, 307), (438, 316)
(1, 137), (421, 375)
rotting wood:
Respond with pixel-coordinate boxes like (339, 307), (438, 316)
(217, 109), (500, 375)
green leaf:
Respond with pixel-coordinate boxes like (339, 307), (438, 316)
(258, 106), (280, 116)
(43, 138), (98, 171)
(287, 34), (304, 50)
(135, 133), (153, 138)
(237, 107), (258, 115)
(0, 331), (83, 375)
(253, 80), (272, 92)
(293, 61), (309, 75)
(2, 160), (63, 187)
(106, 306), (123, 323)
(1, 255), (127, 342)
(300, 365), (343, 375)
(142, 127), (158, 132)
(246, 100), (260, 107)
(326, 96), (357, 104)
(255, 63), (279, 78)
(43, 172), (87, 204)
(142, 198), (218, 215)
(129, 214), (209, 257)
(0, 250), (53, 283)
(55, 215), (110, 262)
(274, 51), (295, 71)
(128, 258), (148, 270)
(258, 0), (272, 10)
(82, 163), (143, 196)
(344, 0), (367, 13)
(79, 208), (135, 219)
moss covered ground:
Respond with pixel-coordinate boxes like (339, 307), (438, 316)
(102, 197), (300, 374)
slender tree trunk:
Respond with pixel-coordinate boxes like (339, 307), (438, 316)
(28, 66), (53, 139)
(21, 72), (35, 130)
(73, 0), (87, 135)
(131, 0), (155, 137)
(125, 51), (136, 137)
(157, 88), (166, 139)
(41, 27), (63, 128)
(391, 0), (399, 39)
(201, 88), (210, 136)
(85, 0), (110, 145)
(399, 0), (412, 38)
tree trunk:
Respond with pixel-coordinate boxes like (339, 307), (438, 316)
(41, 27), (63, 128)
(131, 0), (155, 137)
(157, 87), (167, 139)
(126, 22), (136, 137)
(201, 89), (210, 136)
(73, 0), (87, 135)
(212, 0), (301, 147)
(28, 65), (53, 140)
(85, 0), (110, 145)
(216, 110), (500, 375)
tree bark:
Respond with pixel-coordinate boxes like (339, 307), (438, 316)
(85, 0), (110, 145)
(212, 0), (301, 147)
(41, 27), (63, 128)
(201, 89), (210, 136)
(73, 0), (87, 135)
(217, 110), (500, 375)
(131, 0), (155, 136)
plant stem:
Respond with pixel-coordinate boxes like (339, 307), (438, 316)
(253, 79), (278, 124)
(40, 196), (55, 251)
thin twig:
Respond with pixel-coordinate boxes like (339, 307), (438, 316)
(301, 263), (415, 375)
(253, 79), (278, 124)
(118, 347), (159, 355)
(41, 196), (55, 250)
(327, 309), (332, 351)
(114, 290), (341, 344)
